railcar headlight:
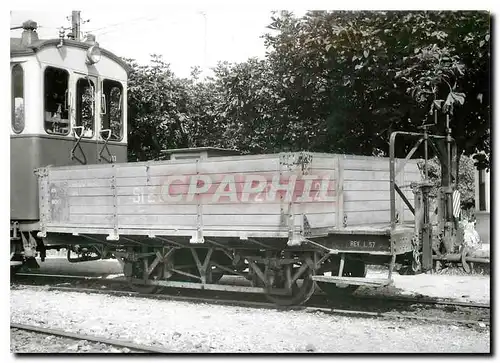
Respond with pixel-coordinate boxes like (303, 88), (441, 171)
(86, 44), (101, 65)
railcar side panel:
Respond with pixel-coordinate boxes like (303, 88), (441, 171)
(11, 135), (127, 220)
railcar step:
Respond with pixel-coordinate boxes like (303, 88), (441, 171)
(312, 276), (392, 287)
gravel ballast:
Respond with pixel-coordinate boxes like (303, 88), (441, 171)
(10, 287), (490, 353)
(11, 328), (141, 353)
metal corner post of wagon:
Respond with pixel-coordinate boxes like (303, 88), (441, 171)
(10, 12), (490, 307)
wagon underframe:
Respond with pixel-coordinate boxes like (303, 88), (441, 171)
(38, 223), (414, 305)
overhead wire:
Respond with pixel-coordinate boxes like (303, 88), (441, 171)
(89, 17), (160, 36)
(86, 17), (148, 33)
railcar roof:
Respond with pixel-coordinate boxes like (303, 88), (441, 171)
(10, 37), (131, 74)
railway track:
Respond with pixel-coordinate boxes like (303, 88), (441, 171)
(13, 272), (491, 309)
(11, 273), (490, 327)
(11, 323), (172, 353)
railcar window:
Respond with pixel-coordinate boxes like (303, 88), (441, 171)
(11, 64), (25, 133)
(44, 67), (70, 135)
(76, 78), (95, 138)
(101, 80), (123, 141)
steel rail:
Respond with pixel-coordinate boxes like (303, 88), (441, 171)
(19, 284), (490, 327)
(355, 294), (490, 309)
(307, 307), (490, 326)
(15, 273), (106, 280)
(11, 322), (173, 353)
(13, 272), (491, 310)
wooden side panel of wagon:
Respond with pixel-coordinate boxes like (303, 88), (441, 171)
(37, 153), (339, 240)
(37, 152), (421, 249)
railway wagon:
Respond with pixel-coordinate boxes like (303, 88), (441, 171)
(35, 151), (422, 305)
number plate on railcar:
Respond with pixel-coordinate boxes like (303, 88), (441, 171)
(347, 240), (378, 249)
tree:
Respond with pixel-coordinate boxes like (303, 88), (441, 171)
(125, 56), (226, 161)
(261, 11), (491, 159)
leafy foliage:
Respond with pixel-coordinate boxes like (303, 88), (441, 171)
(261, 10), (490, 158)
(423, 155), (476, 210)
(125, 56), (226, 161)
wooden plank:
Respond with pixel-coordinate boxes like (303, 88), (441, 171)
(197, 158), (280, 174)
(115, 171), (336, 188)
(67, 196), (115, 206)
(115, 194), (337, 206)
(68, 202), (336, 217)
(203, 203), (335, 215)
(342, 156), (390, 171)
(343, 190), (390, 201)
(117, 178), (337, 192)
(345, 210), (390, 225)
(116, 175), (336, 190)
(343, 170), (391, 181)
(118, 204), (198, 215)
(115, 163), (197, 178)
(203, 214), (285, 227)
(344, 200), (392, 212)
(45, 224), (114, 232)
(118, 214), (198, 226)
(343, 180), (389, 191)
(58, 179), (112, 188)
(70, 205), (116, 215)
(200, 213), (336, 228)
(115, 183), (336, 204)
(50, 214), (114, 226)
(309, 156), (336, 170)
(302, 213), (336, 228)
(66, 187), (114, 197)
(49, 168), (115, 181)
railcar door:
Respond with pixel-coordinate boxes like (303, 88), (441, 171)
(96, 78), (126, 163)
(71, 73), (98, 164)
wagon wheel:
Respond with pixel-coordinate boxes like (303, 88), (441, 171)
(252, 252), (316, 306)
(167, 249), (229, 284)
(265, 268), (316, 306)
(125, 257), (163, 294)
(317, 259), (367, 296)
(208, 250), (233, 283)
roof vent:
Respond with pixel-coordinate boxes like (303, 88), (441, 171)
(20, 20), (39, 46)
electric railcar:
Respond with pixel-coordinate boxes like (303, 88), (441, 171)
(10, 20), (129, 267)
(11, 19), (462, 306)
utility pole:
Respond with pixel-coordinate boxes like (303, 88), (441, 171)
(72, 11), (81, 40)
(198, 11), (207, 70)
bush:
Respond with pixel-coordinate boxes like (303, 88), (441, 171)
(420, 154), (475, 212)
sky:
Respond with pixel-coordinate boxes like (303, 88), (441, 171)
(10, 9), (303, 79)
